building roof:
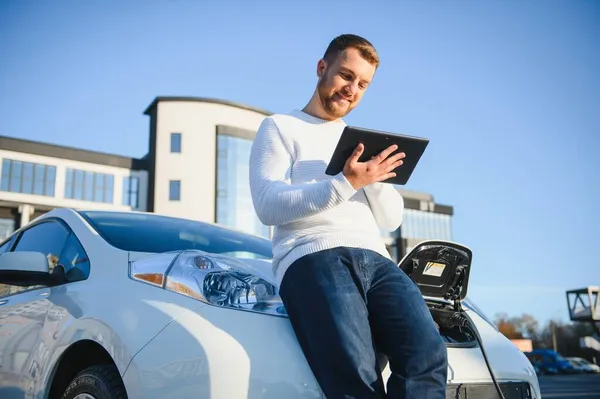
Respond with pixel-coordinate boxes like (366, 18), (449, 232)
(143, 96), (273, 116)
(397, 188), (434, 202)
(396, 186), (453, 215)
(0, 135), (147, 170)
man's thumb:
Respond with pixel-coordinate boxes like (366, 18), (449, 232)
(350, 143), (364, 163)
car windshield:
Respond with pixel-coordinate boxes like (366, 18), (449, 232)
(78, 211), (273, 260)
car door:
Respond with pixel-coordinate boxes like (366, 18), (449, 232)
(0, 220), (70, 398)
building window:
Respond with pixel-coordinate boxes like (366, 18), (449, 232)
(169, 180), (180, 201)
(122, 176), (139, 208)
(0, 159), (56, 197)
(171, 133), (182, 153)
(65, 168), (114, 203)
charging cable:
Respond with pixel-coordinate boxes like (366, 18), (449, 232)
(448, 307), (507, 399)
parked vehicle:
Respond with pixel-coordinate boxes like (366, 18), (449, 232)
(524, 349), (576, 375)
(567, 357), (600, 373)
(0, 208), (541, 398)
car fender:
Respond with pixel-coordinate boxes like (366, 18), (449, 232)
(35, 281), (207, 398)
(38, 318), (133, 397)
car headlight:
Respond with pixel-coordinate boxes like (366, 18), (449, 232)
(129, 250), (287, 318)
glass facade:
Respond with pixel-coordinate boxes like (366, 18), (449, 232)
(400, 208), (453, 255)
(0, 159), (56, 196)
(401, 209), (453, 242)
(65, 168), (114, 203)
(381, 208), (453, 262)
(216, 134), (270, 239)
(122, 176), (139, 208)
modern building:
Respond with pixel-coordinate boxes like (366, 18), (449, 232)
(383, 188), (454, 261)
(0, 96), (454, 262)
(0, 136), (149, 236)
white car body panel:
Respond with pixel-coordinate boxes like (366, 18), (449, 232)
(0, 286), (52, 396)
(0, 208), (542, 399)
(123, 304), (323, 399)
(33, 280), (205, 394)
(125, 298), (541, 399)
(447, 312), (539, 384)
(380, 309), (540, 388)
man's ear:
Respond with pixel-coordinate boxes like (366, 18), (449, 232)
(316, 59), (327, 78)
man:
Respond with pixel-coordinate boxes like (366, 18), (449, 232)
(248, 34), (447, 398)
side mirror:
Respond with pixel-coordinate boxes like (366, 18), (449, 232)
(0, 251), (64, 287)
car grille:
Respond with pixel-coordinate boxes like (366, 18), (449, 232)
(447, 381), (533, 399)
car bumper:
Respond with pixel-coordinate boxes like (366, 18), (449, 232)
(447, 381), (534, 398)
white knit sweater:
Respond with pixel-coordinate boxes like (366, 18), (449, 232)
(249, 109), (404, 286)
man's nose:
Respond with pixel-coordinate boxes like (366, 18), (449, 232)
(345, 81), (359, 96)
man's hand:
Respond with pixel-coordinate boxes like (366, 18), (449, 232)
(343, 143), (405, 190)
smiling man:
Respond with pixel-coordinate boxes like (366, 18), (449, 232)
(249, 34), (447, 398)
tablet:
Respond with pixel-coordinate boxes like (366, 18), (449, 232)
(325, 126), (429, 185)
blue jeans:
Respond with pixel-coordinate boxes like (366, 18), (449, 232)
(279, 247), (447, 399)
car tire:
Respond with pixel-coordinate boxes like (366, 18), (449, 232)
(61, 364), (127, 399)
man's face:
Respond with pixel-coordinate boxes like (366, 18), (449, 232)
(316, 47), (377, 120)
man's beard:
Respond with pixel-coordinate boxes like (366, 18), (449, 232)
(317, 73), (353, 119)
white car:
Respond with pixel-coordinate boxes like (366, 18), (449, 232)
(0, 208), (541, 399)
(567, 357), (600, 373)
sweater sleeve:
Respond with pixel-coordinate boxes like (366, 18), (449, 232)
(363, 183), (404, 232)
(249, 117), (357, 226)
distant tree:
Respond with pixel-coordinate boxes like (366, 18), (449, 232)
(532, 319), (560, 350)
(494, 311), (599, 363)
(516, 314), (539, 339)
(494, 313), (524, 339)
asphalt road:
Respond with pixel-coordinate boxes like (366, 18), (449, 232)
(539, 374), (600, 398)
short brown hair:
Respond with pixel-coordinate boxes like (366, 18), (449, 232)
(323, 34), (380, 68)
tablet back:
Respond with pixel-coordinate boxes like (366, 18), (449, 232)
(325, 126), (429, 185)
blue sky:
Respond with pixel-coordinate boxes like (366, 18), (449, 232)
(1, 0), (598, 325)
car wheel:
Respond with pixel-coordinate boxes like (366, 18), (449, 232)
(61, 364), (127, 399)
